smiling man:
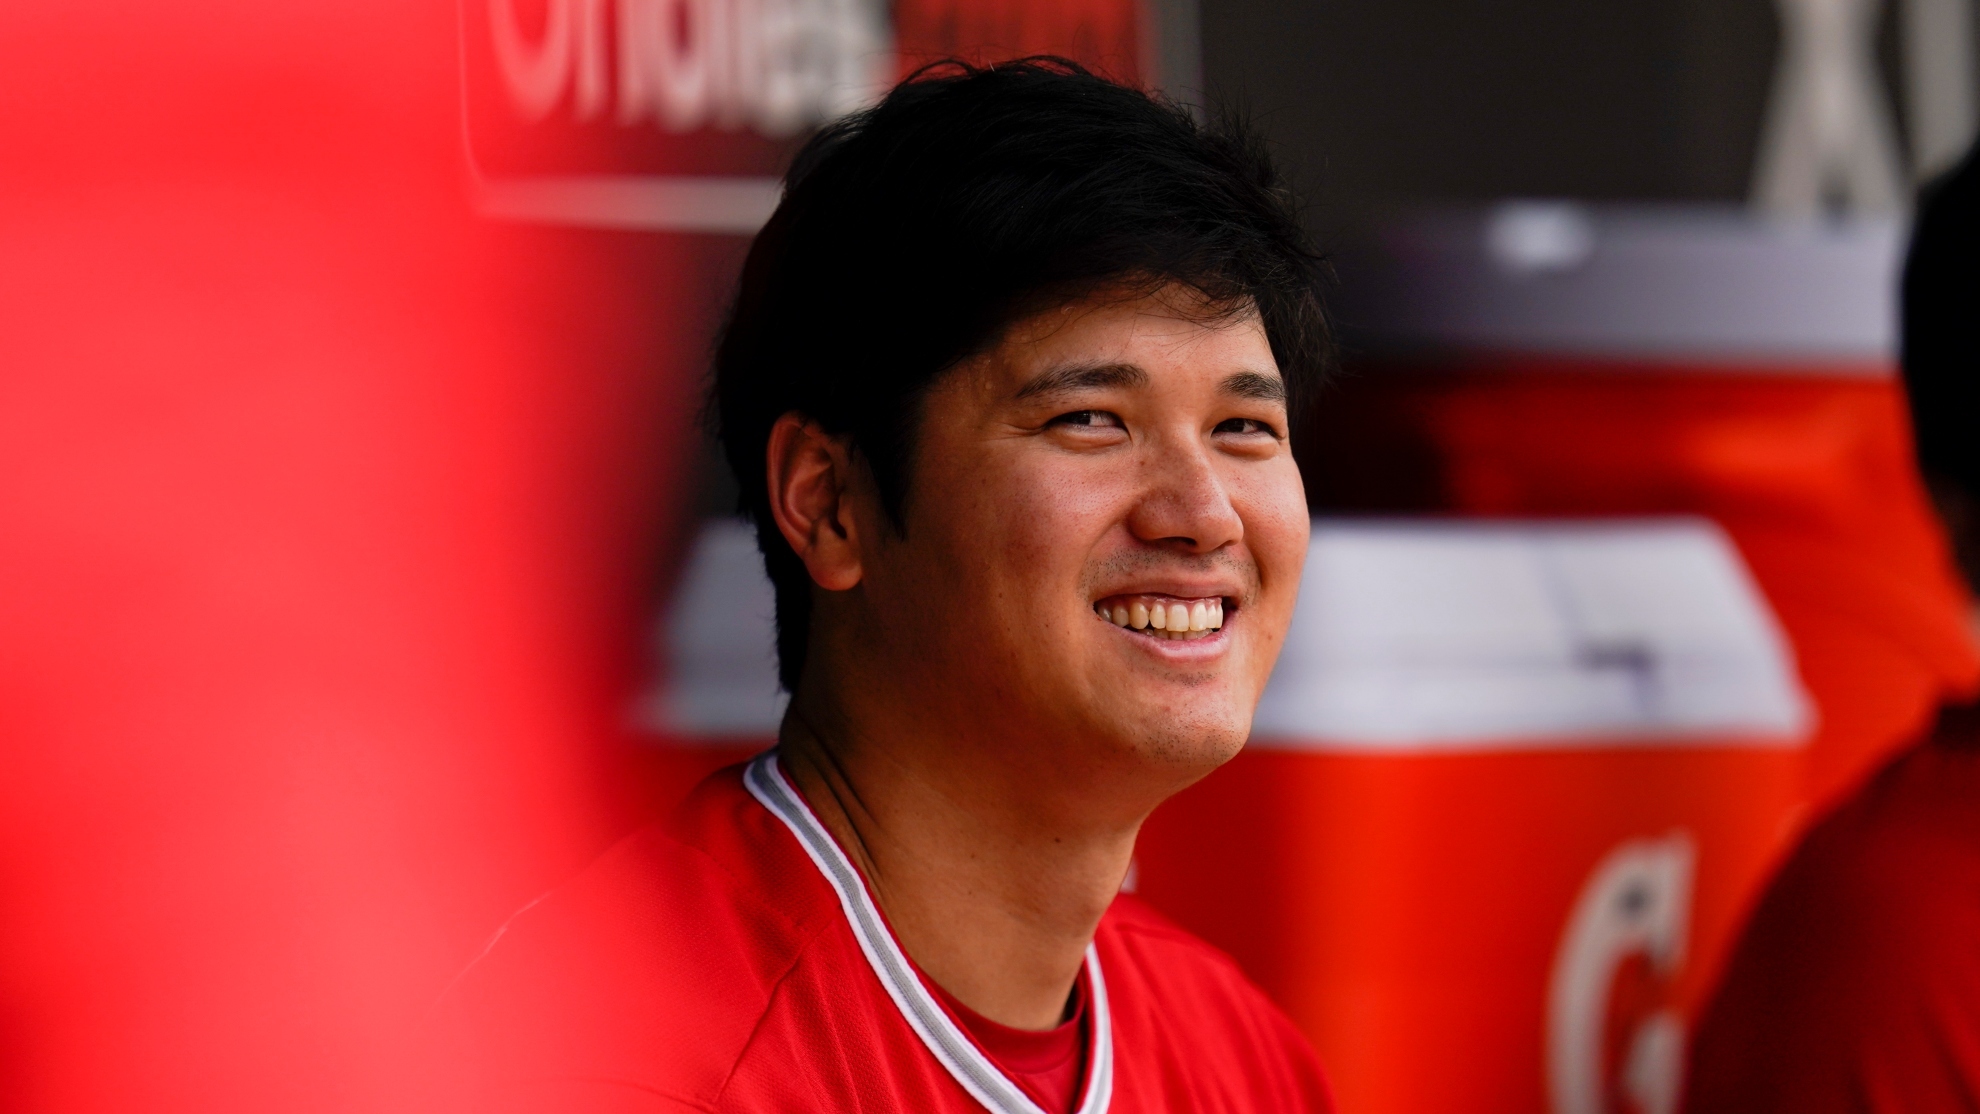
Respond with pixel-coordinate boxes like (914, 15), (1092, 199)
(445, 60), (1334, 1113)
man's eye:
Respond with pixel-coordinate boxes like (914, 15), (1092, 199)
(1214, 417), (1278, 436)
(1050, 410), (1125, 429)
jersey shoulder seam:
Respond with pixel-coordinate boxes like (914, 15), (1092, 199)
(710, 929), (835, 1107)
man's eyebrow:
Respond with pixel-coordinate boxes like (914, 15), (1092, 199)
(1013, 362), (1149, 401)
(1221, 370), (1287, 403)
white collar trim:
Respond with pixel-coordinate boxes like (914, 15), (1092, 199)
(744, 751), (1115, 1114)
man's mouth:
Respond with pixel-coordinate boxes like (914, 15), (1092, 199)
(1091, 594), (1226, 641)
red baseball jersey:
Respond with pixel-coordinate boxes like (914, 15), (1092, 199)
(440, 753), (1333, 1113)
(1684, 701), (1980, 1113)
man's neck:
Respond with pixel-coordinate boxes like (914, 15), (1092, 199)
(775, 709), (1138, 1031)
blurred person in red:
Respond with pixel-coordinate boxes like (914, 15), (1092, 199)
(441, 61), (1336, 1114)
(1682, 141), (1980, 1113)
(1, 4), (695, 1111)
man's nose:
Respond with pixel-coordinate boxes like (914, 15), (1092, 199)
(1125, 439), (1244, 554)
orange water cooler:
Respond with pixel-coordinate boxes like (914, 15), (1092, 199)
(1133, 205), (1980, 1114)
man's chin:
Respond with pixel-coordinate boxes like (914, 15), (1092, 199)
(1117, 716), (1251, 779)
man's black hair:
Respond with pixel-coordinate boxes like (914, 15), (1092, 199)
(712, 58), (1333, 692)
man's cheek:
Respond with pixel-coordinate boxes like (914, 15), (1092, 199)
(1000, 465), (1124, 549)
(1242, 499), (1310, 586)
(1234, 467), (1308, 531)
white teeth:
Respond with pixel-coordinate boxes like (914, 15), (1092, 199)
(1100, 597), (1227, 638)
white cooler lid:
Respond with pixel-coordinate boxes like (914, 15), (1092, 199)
(646, 517), (1813, 750)
(1251, 518), (1811, 751)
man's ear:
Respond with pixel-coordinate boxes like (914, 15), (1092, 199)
(765, 413), (865, 591)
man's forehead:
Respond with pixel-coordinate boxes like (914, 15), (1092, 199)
(1010, 287), (1259, 346)
(980, 293), (1278, 394)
